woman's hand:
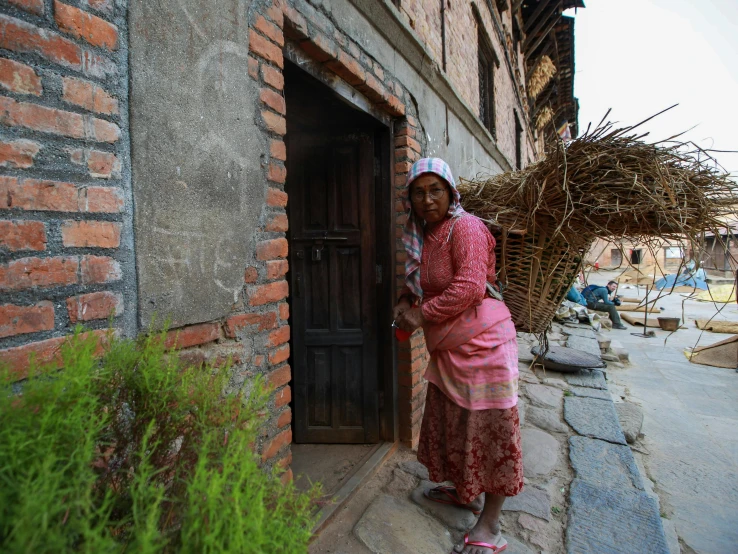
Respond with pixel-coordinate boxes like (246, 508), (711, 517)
(396, 307), (426, 333)
(392, 297), (412, 320)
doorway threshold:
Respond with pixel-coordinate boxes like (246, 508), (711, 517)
(298, 441), (397, 535)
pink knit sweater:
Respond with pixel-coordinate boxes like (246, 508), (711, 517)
(404, 215), (519, 410)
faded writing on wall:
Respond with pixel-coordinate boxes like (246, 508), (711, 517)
(130, 0), (264, 327)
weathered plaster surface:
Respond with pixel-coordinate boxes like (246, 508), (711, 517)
(129, 0), (265, 326)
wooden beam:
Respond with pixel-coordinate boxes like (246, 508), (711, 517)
(524, 4), (562, 56)
(526, 37), (555, 72)
(524, 0), (555, 34)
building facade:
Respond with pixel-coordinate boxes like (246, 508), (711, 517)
(0, 0), (581, 474)
(588, 238), (687, 273)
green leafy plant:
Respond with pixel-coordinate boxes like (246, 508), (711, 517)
(0, 327), (317, 553)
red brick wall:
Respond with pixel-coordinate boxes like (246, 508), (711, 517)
(164, 0), (425, 460)
(396, 0), (535, 168)
(1, 0), (546, 467)
(0, 0), (131, 380)
(251, 0), (422, 459)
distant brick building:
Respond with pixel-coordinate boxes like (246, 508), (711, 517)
(0, 0), (582, 474)
(588, 238), (687, 272)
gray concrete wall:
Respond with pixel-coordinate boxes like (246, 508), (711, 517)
(129, 0), (266, 328)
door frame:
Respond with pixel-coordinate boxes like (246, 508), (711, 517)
(283, 50), (397, 444)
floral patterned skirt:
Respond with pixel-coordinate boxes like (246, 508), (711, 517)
(417, 383), (524, 504)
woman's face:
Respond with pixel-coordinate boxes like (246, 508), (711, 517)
(410, 174), (451, 224)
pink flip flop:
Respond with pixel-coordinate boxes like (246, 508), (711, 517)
(423, 485), (482, 515)
(462, 532), (507, 552)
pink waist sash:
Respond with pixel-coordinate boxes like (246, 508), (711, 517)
(423, 298), (519, 410)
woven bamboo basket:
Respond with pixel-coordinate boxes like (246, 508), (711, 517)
(490, 213), (595, 334)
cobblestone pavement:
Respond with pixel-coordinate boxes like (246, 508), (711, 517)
(309, 320), (669, 554)
(604, 284), (738, 554)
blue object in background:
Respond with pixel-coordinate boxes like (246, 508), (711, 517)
(566, 286), (588, 306)
(654, 272), (708, 290)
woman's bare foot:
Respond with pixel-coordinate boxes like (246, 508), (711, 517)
(452, 526), (507, 554)
(452, 493), (507, 553)
(425, 486), (484, 513)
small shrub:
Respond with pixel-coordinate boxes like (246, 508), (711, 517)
(0, 327), (317, 553)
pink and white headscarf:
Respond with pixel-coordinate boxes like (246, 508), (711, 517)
(401, 157), (466, 298)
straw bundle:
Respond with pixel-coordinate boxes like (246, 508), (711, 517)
(459, 114), (737, 333)
(460, 117), (736, 245)
(527, 56), (556, 100)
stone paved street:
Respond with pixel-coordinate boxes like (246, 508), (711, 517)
(604, 284), (738, 554)
(309, 321), (669, 554)
(308, 274), (738, 554)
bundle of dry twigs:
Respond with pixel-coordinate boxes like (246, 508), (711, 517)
(458, 111), (737, 334)
(460, 112), (737, 246)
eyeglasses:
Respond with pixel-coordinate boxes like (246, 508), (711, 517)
(411, 188), (446, 202)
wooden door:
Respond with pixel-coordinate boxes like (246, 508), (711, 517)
(287, 129), (379, 444)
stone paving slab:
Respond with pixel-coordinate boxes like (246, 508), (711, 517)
(505, 536), (537, 554)
(526, 405), (569, 433)
(569, 436), (644, 491)
(564, 397), (627, 445)
(518, 399), (526, 425)
(521, 428), (560, 476)
(564, 369), (607, 390)
(354, 494), (454, 554)
(501, 485), (551, 521)
(615, 401), (644, 444)
(542, 377), (568, 389)
(410, 480), (477, 531)
(525, 384), (563, 409)
(566, 479), (670, 554)
(566, 334), (603, 358)
(561, 325), (598, 337)
(567, 385), (611, 400)
(399, 460), (429, 481)
(518, 342), (536, 363)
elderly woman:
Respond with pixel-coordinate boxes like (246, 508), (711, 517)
(393, 158), (523, 554)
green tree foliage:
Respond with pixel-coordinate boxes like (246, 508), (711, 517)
(0, 328), (317, 553)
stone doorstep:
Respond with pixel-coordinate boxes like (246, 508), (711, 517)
(312, 442), (396, 535)
(357, 488), (541, 554)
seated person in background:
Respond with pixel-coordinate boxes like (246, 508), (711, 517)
(582, 281), (627, 330)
